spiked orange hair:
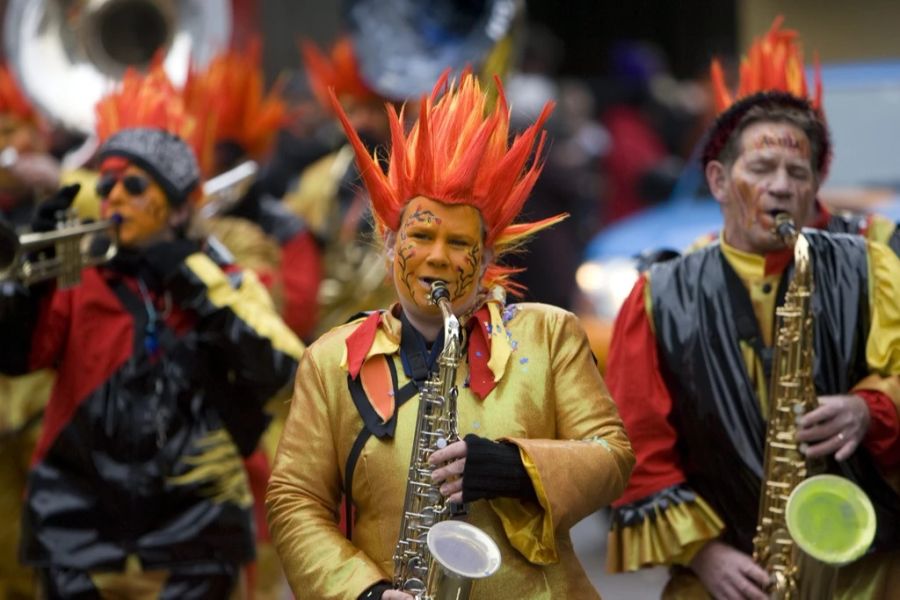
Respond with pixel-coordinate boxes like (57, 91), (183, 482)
(94, 63), (214, 174)
(0, 63), (41, 124)
(183, 38), (288, 173)
(331, 71), (564, 292)
(710, 16), (822, 113)
(301, 37), (380, 111)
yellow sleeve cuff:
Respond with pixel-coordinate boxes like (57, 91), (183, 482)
(607, 493), (724, 573)
(487, 447), (558, 565)
(866, 241), (900, 373)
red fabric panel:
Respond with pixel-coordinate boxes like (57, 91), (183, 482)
(244, 449), (272, 542)
(30, 269), (134, 465)
(467, 305), (495, 400)
(280, 231), (322, 340)
(345, 312), (382, 379)
(856, 389), (900, 470)
(229, 0), (259, 49)
(361, 356), (395, 422)
(607, 276), (686, 506)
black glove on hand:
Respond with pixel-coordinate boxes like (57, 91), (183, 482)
(224, 183), (263, 223)
(31, 183), (81, 233)
(142, 239), (199, 284)
(462, 434), (537, 503)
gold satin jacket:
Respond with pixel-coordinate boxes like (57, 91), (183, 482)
(267, 297), (634, 599)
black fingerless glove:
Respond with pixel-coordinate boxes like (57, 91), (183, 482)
(358, 581), (391, 600)
(31, 183), (81, 233)
(227, 188), (303, 244)
(141, 239), (199, 284)
(462, 434), (537, 503)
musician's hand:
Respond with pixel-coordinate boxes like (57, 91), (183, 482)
(142, 239), (198, 283)
(797, 394), (870, 461)
(689, 540), (770, 600)
(31, 183), (81, 233)
(429, 439), (467, 504)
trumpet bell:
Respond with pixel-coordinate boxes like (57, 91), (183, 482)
(785, 474), (876, 565)
(3, 0), (232, 134)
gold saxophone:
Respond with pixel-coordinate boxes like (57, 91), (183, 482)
(392, 281), (500, 599)
(752, 214), (874, 599)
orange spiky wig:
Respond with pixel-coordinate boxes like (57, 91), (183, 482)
(183, 38), (288, 175)
(703, 16), (830, 177)
(301, 37), (381, 111)
(94, 63), (213, 173)
(330, 71), (564, 293)
(0, 62), (42, 125)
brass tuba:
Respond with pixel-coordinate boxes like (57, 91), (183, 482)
(2, 0), (232, 135)
(0, 214), (119, 288)
(752, 214), (875, 599)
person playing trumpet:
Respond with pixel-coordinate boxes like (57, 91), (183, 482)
(0, 74), (302, 597)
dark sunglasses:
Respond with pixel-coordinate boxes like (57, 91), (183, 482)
(96, 173), (151, 198)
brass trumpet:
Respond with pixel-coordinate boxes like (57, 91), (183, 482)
(0, 214), (119, 288)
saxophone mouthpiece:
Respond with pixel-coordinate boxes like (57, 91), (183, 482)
(430, 280), (451, 304)
(773, 212), (798, 245)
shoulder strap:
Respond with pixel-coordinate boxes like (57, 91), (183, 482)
(343, 356), (418, 540)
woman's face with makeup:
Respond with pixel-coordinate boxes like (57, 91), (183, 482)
(391, 196), (485, 323)
(99, 163), (171, 247)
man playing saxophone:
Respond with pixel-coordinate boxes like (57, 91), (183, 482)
(266, 73), (635, 600)
(605, 19), (900, 600)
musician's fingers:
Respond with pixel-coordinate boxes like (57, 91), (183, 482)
(428, 439), (467, 466)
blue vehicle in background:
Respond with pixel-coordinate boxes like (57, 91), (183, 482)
(576, 60), (900, 337)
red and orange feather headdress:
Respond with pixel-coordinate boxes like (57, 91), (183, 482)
(94, 62), (213, 175)
(302, 36), (381, 112)
(331, 71), (564, 293)
(711, 16), (822, 113)
(703, 16), (830, 175)
(0, 62), (42, 125)
(183, 38), (288, 173)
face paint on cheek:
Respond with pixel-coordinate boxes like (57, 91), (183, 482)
(738, 177), (763, 229)
(452, 243), (481, 300)
(395, 238), (422, 307)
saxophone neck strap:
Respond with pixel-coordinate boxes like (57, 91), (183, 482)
(398, 309), (444, 383)
(720, 252), (791, 382)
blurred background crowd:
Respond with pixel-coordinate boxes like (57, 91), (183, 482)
(0, 0), (899, 597)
